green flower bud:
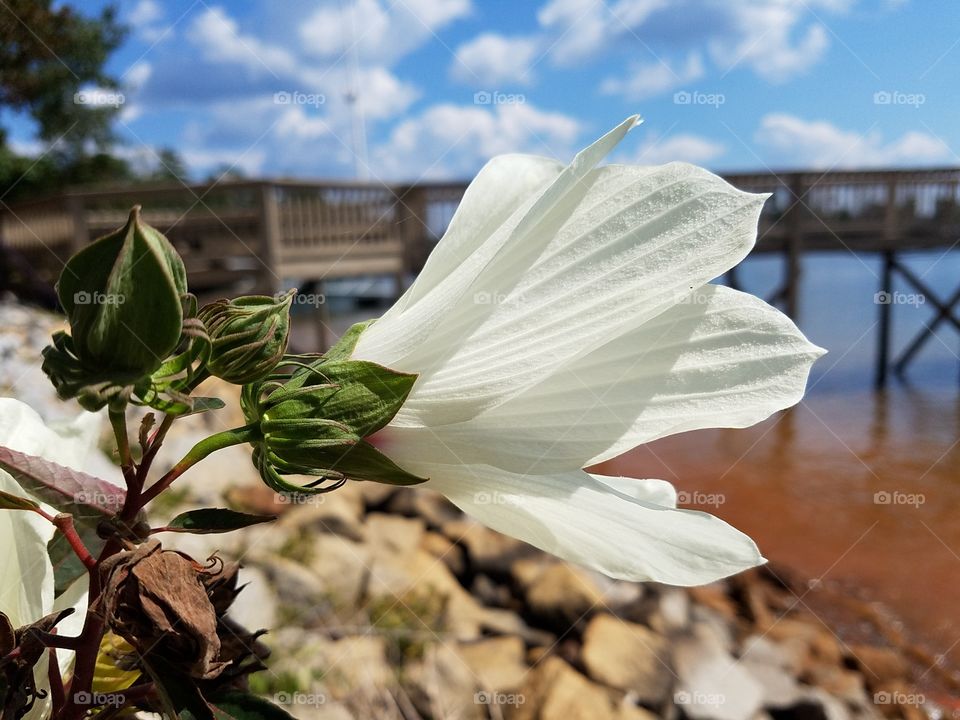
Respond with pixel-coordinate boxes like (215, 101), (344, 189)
(240, 356), (426, 494)
(42, 207), (189, 410)
(197, 290), (294, 384)
(55, 206), (187, 374)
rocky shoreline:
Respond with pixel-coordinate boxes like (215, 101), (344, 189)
(0, 298), (952, 720)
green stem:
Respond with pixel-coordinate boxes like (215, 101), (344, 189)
(109, 408), (135, 487)
(136, 424), (261, 508)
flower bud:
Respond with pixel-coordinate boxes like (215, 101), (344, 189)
(54, 206), (187, 376)
(197, 290), (294, 384)
(240, 356), (427, 493)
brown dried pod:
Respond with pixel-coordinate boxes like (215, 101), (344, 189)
(97, 540), (227, 680)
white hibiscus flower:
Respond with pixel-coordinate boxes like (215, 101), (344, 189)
(0, 399), (98, 719)
(352, 117), (824, 585)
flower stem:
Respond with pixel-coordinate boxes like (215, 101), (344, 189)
(109, 408), (135, 487)
(52, 513), (97, 570)
(136, 424), (261, 509)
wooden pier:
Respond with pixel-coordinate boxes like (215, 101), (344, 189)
(2, 168), (959, 386)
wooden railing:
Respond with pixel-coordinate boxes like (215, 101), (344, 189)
(3, 168), (959, 302)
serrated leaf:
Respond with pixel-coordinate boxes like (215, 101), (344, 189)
(0, 489), (40, 512)
(0, 445), (125, 519)
(162, 508), (276, 535)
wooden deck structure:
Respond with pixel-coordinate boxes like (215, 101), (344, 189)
(2, 169), (959, 386)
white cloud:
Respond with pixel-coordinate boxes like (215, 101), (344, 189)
(600, 53), (704, 100)
(374, 102), (581, 179)
(536, 0), (845, 83)
(188, 6), (298, 77)
(453, 34), (541, 86)
(626, 133), (726, 165)
(127, 0), (168, 40)
(708, 3), (830, 82)
(299, 0), (471, 65)
(755, 113), (953, 168)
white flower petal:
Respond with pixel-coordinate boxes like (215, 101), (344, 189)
(383, 285), (823, 472)
(420, 463), (764, 585)
(51, 575), (89, 674)
(0, 469), (54, 627)
(355, 115), (640, 371)
(386, 153), (564, 317)
(388, 163), (768, 426)
(0, 398), (103, 472)
(591, 474), (678, 508)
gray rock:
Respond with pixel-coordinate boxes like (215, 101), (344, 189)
(673, 622), (764, 720)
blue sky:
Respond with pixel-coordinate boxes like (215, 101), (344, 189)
(15, 0), (960, 181)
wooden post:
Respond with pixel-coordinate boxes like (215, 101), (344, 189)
(784, 175), (805, 320)
(875, 250), (895, 389)
(256, 183), (281, 296)
(67, 195), (88, 255)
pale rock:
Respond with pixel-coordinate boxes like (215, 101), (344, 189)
(228, 566), (278, 631)
(356, 480), (397, 509)
(388, 487), (461, 527)
(307, 635), (394, 698)
(403, 643), (484, 720)
(420, 530), (466, 577)
(307, 533), (371, 608)
(845, 644), (909, 686)
(276, 486), (366, 542)
(510, 656), (619, 720)
(443, 518), (535, 574)
(459, 636), (528, 692)
(366, 512), (425, 557)
(526, 563), (604, 625)
(581, 614), (672, 705)
(653, 588), (691, 634)
(674, 622), (764, 720)
(739, 634), (804, 707)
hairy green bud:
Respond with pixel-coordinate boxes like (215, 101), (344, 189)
(240, 353), (426, 494)
(198, 290), (294, 384)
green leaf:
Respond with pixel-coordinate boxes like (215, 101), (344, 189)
(324, 320), (374, 361)
(0, 489), (40, 512)
(266, 359), (417, 438)
(205, 692), (297, 720)
(0, 445), (125, 519)
(49, 522), (105, 595)
(162, 508), (276, 534)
